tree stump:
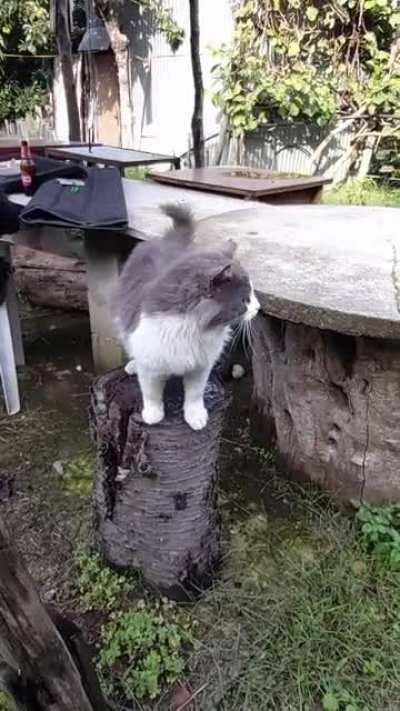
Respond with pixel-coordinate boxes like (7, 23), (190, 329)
(251, 313), (400, 505)
(90, 368), (231, 600)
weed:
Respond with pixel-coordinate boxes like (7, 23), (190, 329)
(323, 177), (400, 207)
(356, 503), (400, 570)
(97, 605), (192, 701)
(0, 692), (13, 711)
(63, 454), (94, 498)
(75, 550), (135, 612)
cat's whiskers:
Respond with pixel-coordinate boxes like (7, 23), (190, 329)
(229, 324), (242, 352)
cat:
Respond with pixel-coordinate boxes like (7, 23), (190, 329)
(114, 203), (260, 431)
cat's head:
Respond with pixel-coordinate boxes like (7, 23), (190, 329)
(147, 239), (260, 329)
(200, 240), (260, 328)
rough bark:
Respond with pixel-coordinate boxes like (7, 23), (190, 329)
(104, 16), (133, 148)
(55, 0), (81, 142)
(189, 0), (205, 168)
(90, 367), (231, 600)
(251, 313), (400, 504)
(0, 516), (111, 711)
(12, 246), (88, 312)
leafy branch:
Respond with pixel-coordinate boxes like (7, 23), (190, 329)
(212, 0), (400, 139)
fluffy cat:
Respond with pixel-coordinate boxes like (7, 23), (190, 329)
(115, 203), (259, 430)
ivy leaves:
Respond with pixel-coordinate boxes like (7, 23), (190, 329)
(212, 0), (400, 137)
(306, 6), (319, 22)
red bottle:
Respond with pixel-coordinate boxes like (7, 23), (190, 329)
(20, 140), (36, 195)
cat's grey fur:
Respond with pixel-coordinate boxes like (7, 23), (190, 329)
(115, 203), (259, 430)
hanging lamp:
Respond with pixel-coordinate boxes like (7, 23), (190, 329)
(78, 4), (110, 53)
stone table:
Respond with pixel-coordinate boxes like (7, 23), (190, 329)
(9, 184), (400, 502)
(194, 204), (400, 504)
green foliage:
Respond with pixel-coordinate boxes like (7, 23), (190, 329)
(97, 606), (192, 700)
(0, 0), (51, 123)
(138, 0), (184, 52)
(212, 0), (400, 136)
(0, 81), (46, 122)
(0, 0), (51, 56)
(76, 550), (135, 612)
(357, 503), (400, 569)
(323, 178), (400, 207)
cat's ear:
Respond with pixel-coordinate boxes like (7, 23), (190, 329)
(222, 239), (237, 257)
(211, 263), (233, 289)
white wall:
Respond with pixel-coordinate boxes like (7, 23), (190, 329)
(126, 0), (233, 156)
(53, 0), (233, 153)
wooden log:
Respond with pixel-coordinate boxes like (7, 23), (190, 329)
(12, 246), (88, 311)
(251, 312), (400, 504)
(90, 367), (231, 601)
(0, 516), (112, 710)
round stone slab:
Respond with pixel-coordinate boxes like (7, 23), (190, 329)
(196, 204), (400, 339)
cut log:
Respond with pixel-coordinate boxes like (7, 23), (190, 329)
(0, 516), (112, 711)
(251, 313), (400, 504)
(90, 367), (231, 600)
(12, 246), (88, 311)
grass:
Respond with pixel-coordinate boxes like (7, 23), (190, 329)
(185, 453), (400, 711)
(125, 166), (151, 181)
(323, 177), (400, 207)
(71, 454), (400, 710)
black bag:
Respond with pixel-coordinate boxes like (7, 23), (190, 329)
(0, 192), (22, 235)
(20, 167), (128, 231)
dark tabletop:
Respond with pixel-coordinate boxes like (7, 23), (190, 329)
(47, 145), (179, 168)
(150, 165), (332, 197)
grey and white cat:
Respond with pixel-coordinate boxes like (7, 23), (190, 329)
(115, 204), (259, 431)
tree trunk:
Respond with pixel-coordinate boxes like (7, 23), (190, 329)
(104, 16), (134, 148)
(0, 516), (111, 711)
(357, 133), (377, 178)
(251, 313), (400, 505)
(189, 0), (205, 167)
(55, 0), (81, 142)
(90, 367), (231, 600)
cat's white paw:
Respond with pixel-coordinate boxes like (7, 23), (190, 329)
(125, 359), (137, 376)
(142, 404), (164, 425)
(184, 403), (209, 431)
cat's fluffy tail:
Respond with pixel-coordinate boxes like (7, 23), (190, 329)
(161, 203), (194, 245)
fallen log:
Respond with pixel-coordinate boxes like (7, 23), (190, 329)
(12, 246), (88, 311)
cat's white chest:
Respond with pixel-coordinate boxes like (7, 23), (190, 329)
(123, 313), (230, 376)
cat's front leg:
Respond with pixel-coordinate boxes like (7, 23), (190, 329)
(183, 367), (211, 431)
(137, 368), (166, 425)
